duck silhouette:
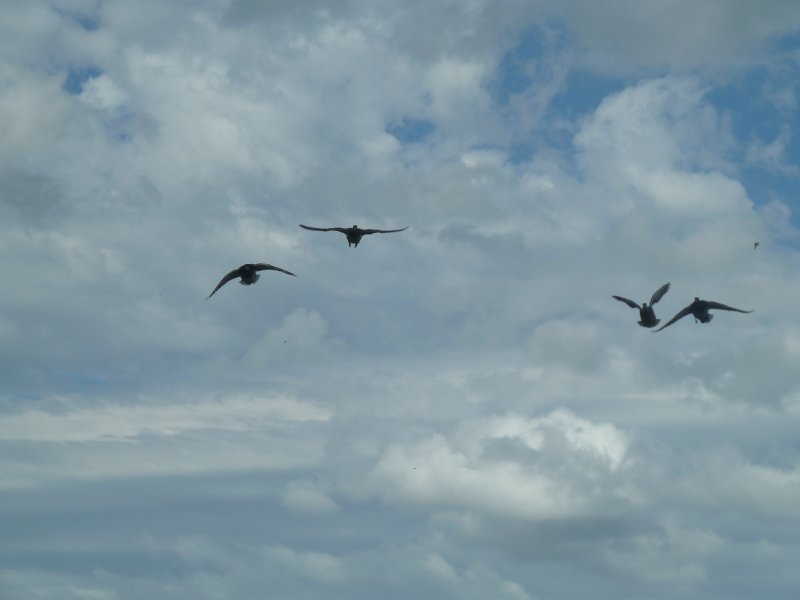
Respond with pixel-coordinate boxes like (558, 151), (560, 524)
(207, 263), (296, 299)
(299, 224), (408, 247)
(613, 282), (670, 328)
(654, 297), (752, 332)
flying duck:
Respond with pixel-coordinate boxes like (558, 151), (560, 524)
(207, 263), (296, 299)
(299, 224), (409, 247)
(613, 282), (670, 328)
(654, 297), (752, 332)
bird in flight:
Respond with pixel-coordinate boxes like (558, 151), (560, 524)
(613, 282), (670, 328)
(299, 224), (408, 247)
(654, 297), (752, 332)
(207, 263), (296, 299)
(754, 241), (759, 249)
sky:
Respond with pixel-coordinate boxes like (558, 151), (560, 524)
(2, 1), (800, 598)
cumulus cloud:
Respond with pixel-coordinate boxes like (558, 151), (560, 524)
(552, 0), (800, 73)
(264, 545), (346, 583)
(602, 521), (724, 585)
(574, 78), (745, 215)
(283, 479), (339, 514)
(2, 2), (800, 599)
(746, 125), (799, 174)
(373, 410), (634, 520)
(244, 308), (341, 366)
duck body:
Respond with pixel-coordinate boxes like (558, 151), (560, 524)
(654, 297), (753, 332)
(207, 263), (296, 299)
(238, 264), (261, 285)
(299, 224), (409, 248)
(612, 282), (670, 329)
(638, 304), (659, 328)
(345, 227), (366, 247)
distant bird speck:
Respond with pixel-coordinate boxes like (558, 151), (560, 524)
(754, 241), (759, 249)
(299, 224), (409, 247)
(613, 282), (670, 328)
(654, 297), (752, 332)
(207, 263), (296, 299)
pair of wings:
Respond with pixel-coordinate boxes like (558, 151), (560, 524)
(613, 282), (670, 310)
(655, 301), (753, 332)
(208, 263), (296, 299)
(299, 224), (409, 235)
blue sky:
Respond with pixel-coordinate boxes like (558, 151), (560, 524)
(2, 1), (800, 599)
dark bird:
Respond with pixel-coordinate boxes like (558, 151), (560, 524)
(207, 263), (295, 299)
(754, 241), (759, 249)
(299, 224), (408, 247)
(613, 282), (671, 328)
(654, 297), (752, 332)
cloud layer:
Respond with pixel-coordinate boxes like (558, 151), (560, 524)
(2, 1), (800, 599)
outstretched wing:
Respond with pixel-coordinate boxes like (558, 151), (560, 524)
(612, 295), (640, 309)
(299, 224), (348, 233)
(360, 226), (409, 235)
(653, 305), (694, 332)
(705, 301), (752, 314)
(207, 268), (241, 299)
(253, 263), (297, 277)
(650, 282), (670, 306)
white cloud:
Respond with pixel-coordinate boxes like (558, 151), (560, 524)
(575, 78), (745, 216)
(2, 2), (800, 599)
(264, 545), (346, 583)
(0, 394), (330, 443)
(373, 410), (634, 520)
(746, 125), (799, 174)
(553, 0), (800, 73)
(283, 479), (339, 514)
(424, 553), (458, 581)
(671, 447), (800, 519)
(501, 580), (533, 600)
(80, 75), (127, 111)
(0, 394), (331, 488)
(603, 521), (724, 585)
(244, 308), (340, 366)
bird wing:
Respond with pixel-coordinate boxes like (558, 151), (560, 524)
(360, 226), (409, 235)
(612, 295), (640, 309)
(299, 224), (348, 233)
(253, 263), (297, 277)
(705, 301), (752, 314)
(653, 305), (694, 332)
(649, 282), (670, 305)
(207, 268), (241, 299)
